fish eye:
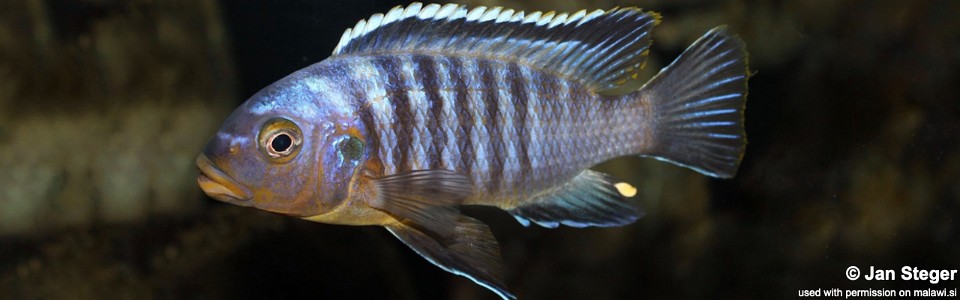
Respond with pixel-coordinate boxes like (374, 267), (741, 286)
(338, 135), (364, 161)
(269, 133), (293, 153)
(259, 118), (302, 162)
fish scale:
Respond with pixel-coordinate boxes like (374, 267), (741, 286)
(346, 54), (647, 207)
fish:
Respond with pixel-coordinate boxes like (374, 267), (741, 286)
(196, 2), (749, 299)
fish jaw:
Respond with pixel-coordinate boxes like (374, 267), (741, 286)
(196, 154), (254, 206)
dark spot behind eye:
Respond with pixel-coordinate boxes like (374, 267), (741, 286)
(340, 136), (364, 161)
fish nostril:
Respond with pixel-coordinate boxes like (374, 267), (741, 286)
(203, 137), (235, 158)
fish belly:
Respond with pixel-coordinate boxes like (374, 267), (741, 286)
(351, 54), (646, 208)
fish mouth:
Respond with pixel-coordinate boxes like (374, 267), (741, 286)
(196, 154), (253, 206)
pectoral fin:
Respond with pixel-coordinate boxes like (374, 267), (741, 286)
(386, 216), (514, 299)
(368, 170), (472, 238)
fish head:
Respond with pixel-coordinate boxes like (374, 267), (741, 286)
(197, 67), (370, 218)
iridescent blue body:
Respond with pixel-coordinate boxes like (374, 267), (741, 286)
(289, 54), (652, 208)
(197, 3), (748, 299)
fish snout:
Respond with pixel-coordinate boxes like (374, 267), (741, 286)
(196, 154), (253, 205)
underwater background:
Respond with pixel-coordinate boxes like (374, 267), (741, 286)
(1, 0), (957, 299)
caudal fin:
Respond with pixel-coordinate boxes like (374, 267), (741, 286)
(638, 26), (749, 178)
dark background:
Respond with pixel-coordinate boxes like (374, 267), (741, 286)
(1, 0), (958, 299)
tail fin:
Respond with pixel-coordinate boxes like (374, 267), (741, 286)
(638, 26), (749, 178)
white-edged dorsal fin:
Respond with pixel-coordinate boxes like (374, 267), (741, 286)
(332, 3), (661, 95)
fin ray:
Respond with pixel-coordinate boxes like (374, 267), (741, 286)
(387, 216), (514, 299)
(369, 170), (472, 238)
(509, 170), (641, 228)
(332, 3), (659, 95)
(639, 26), (749, 178)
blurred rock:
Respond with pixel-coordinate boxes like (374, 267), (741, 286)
(0, 0), (235, 235)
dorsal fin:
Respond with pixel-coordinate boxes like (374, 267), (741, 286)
(332, 2), (661, 95)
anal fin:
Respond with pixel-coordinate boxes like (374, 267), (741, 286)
(386, 216), (514, 299)
(509, 170), (642, 228)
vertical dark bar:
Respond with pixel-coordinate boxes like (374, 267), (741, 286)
(508, 63), (531, 187)
(372, 55), (412, 173)
(450, 57), (474, 175)
(479, 59), (503, 192)
(413, 55), (445, 170)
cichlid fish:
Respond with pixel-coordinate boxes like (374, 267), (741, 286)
(196, 3), (748, 298)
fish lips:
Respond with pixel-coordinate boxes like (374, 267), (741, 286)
(196, 154), (253, 206)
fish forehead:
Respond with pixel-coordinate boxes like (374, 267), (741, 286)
(244, 62), (359, 126)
